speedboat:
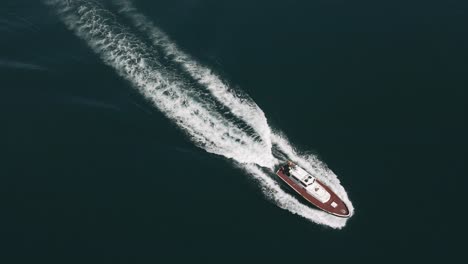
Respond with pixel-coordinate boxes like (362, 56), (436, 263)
(276, 161), (350, 217)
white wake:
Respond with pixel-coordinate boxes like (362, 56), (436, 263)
(114, 0), (272, 149)
(45, 0), (354, 228)
(45, 0), (274, 168)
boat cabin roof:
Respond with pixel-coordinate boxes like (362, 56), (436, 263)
(290, 166), (315, 186)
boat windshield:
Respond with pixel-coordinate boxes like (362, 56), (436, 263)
(301, 175), (315, 186)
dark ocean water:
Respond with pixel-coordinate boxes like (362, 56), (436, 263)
(1, 0), (466, 262)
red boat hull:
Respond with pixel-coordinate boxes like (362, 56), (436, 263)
(276, 169), (350, 217)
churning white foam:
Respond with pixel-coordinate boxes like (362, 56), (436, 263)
(45, 0), (274, 167)
(114, 0), (272, 149)
(45, 0), (353, 228)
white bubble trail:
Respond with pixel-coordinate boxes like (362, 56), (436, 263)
(45, 0), (275, 167)
(114, 0), (272, 150)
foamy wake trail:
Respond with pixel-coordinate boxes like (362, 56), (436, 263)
(113, 0), (272, 149)
(45, 0), (353, 228)
(45, 0), (274, 167)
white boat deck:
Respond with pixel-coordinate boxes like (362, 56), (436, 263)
(290, 165), (331, 203)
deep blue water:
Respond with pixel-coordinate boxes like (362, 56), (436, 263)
(1, 0), (466, 262)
